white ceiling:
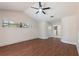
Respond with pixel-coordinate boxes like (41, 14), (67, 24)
(0, 2), (79, 21)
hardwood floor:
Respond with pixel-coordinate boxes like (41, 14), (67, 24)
(0, 37), (78, 56)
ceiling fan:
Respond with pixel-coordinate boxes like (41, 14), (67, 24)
(31, 2), (51, 14)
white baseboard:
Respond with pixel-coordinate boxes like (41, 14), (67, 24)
(61, 39), (76, 45)
(39, 37), (48, 39)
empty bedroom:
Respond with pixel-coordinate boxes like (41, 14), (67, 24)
(0, 2), (79, 56)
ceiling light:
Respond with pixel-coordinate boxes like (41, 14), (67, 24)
(39, 8), (42, 12)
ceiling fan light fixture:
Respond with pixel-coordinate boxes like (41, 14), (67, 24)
(39, 8), (42, 12)
(31, 2), (51, 14)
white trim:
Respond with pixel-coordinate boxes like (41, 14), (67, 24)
(61, 39), (76, 45)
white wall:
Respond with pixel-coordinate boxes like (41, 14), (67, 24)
(48, 22), (53, 37)
(61, 15), (78, 45)
(0, 10), (38, 46)
(77, 16), (79, 54)
(76, 6), (79, 54)
(38, 21), (49, 39)
(77, 24), (79, 54)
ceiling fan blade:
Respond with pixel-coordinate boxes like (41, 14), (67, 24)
(31, 7), (38, 9)
(43, 7), (50, 10)
(42, 11), (46, 14)
(39, 2), (42, 7)
(36, 11), (39, 14)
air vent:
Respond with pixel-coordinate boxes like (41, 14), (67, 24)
(50, 16), (54, 18)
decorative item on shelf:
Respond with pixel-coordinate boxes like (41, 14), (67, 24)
(19, 22), (23, 28)
(22, 23), (31, 28)
(2, 20), (9, 27)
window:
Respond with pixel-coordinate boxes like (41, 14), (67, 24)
(2, 20), (31, 28)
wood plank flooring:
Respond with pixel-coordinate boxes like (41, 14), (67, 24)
(0, 37), (78, 56)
